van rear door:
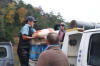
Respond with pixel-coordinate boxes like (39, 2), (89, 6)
(62, 31), (82, 66)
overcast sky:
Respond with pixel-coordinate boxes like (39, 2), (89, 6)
(23, 0), (100, 23)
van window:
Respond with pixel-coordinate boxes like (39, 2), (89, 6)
(87, 33), (100, 65)
(0, 47), (7, 58)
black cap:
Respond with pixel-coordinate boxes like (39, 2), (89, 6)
(25, 16), (37, 23)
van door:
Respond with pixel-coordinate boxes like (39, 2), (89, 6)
(62, 33), (82, 66)
(77, 32), (91, 66)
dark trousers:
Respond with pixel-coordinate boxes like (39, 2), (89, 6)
(17, 48), (30, 66)
(60, 42), (63, 49)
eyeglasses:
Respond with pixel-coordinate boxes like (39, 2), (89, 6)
(60, 24), (65, 26)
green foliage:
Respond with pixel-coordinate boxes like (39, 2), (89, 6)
(4, 30), (15, 43)
(0, 15), (6, 41)
(16, 1), (25, 9)
(0, 0), (9, 8)
(25, 4), (35, 16)
(17, 7), (27, 23)
(5, 2), (16, 24)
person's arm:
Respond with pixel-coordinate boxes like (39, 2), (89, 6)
(37, 52), (49, 66)
(22, 34), (35, 40)
(21, 26), (36, 40)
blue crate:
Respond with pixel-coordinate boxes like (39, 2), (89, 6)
(30, 44), (47, 60)
(30, 45), (36, 60)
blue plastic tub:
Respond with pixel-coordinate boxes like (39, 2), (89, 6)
(30, 44), (47, 60)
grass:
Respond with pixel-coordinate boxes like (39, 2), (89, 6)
(14, 44), (20, 66)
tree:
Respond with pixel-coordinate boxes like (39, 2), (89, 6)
(0, 0), (11, 8)
(16, 0), (25, 9)
(0, 15), (6, 41)
(25, 4), (35, 16)
(57, 12), (64, 22)
(5, 2), (16, 24)
(17, 7), (27, 24)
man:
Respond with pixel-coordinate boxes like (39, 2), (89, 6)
(59, 22), (65, 42)
(17, 16), (37, 66)
(37, 32), (69, 66)
(59, 22), (66, 48)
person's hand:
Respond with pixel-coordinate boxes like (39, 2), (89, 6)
(31, 36), (36, 39)
(32, 35), (42, 39)
(35, 35), (44, 39)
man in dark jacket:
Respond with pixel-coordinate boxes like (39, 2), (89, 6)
(17, 16), (37, 66)
(37, 32), (69, 66)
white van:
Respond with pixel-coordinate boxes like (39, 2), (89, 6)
(77, 28), (100, 66)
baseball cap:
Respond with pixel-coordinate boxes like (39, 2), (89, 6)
(25, 16), (37, 23)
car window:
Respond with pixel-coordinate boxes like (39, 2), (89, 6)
(87, 33), (100, 65)
(0, 47), (7, 58)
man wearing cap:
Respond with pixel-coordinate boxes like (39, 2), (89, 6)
(17, 16), (37, 66)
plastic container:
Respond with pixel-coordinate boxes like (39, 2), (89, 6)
(30, 44), (47, 61)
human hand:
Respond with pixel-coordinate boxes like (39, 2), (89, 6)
(35, 35), (44, 39)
